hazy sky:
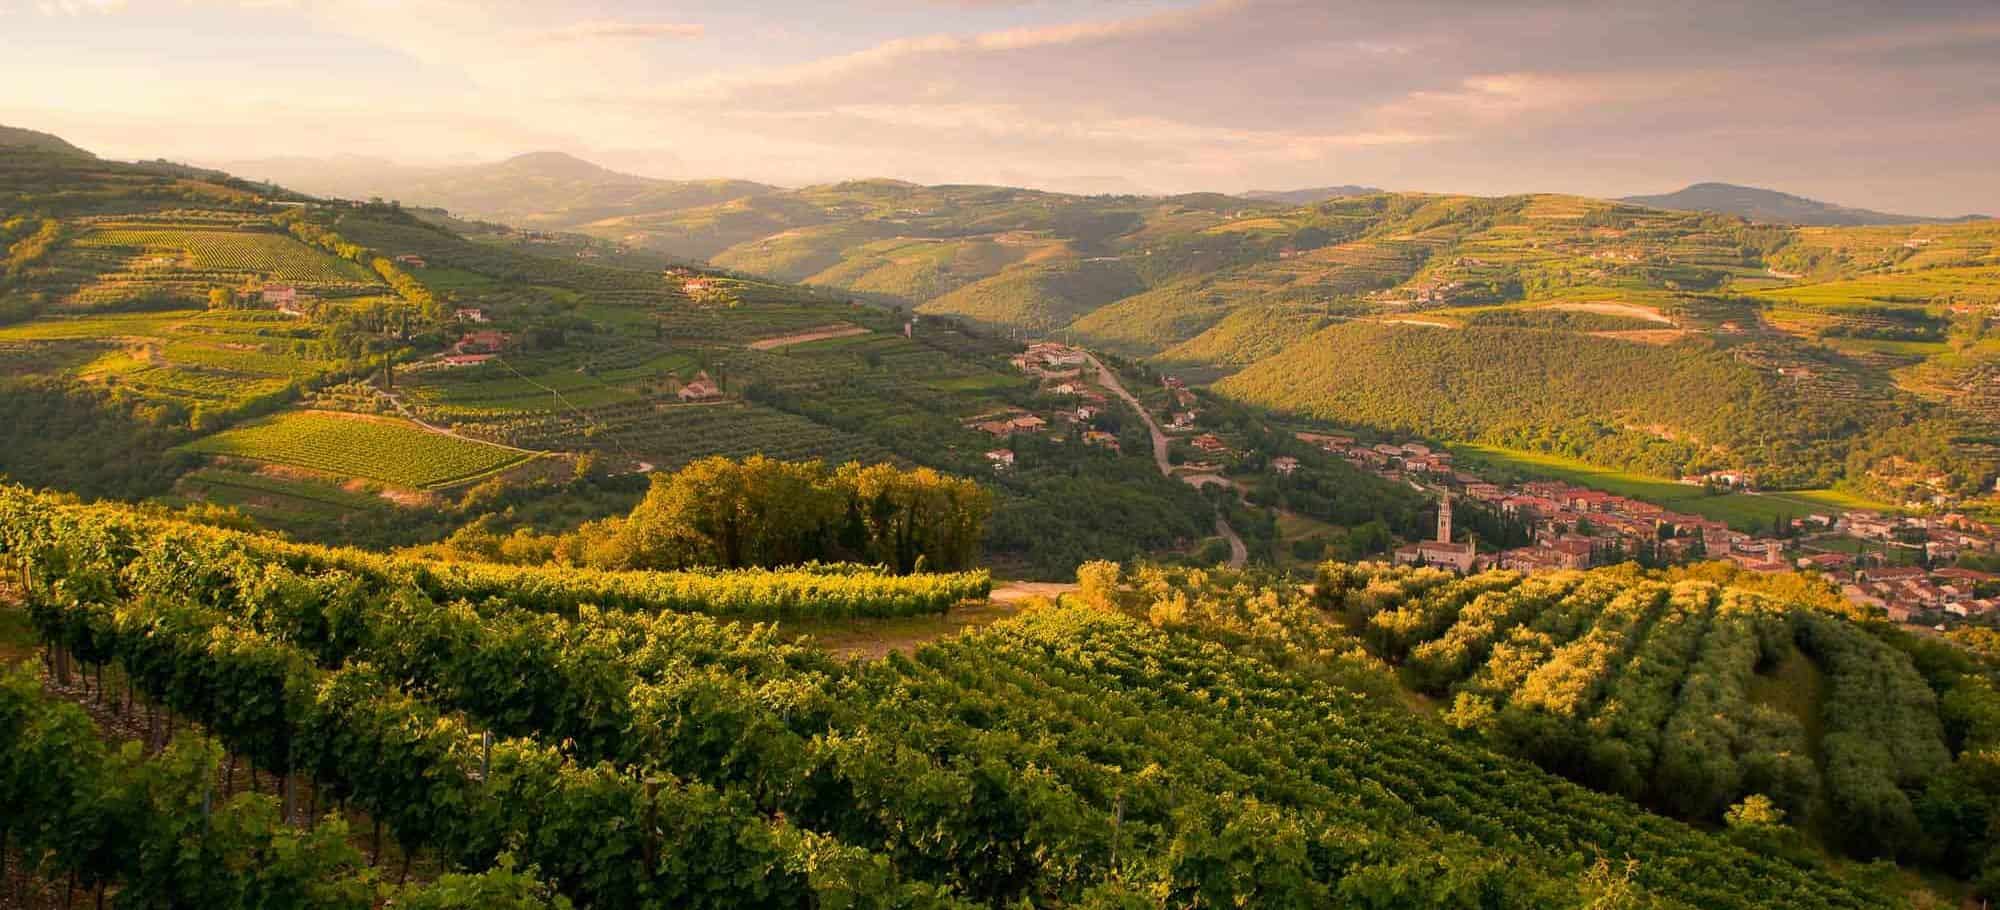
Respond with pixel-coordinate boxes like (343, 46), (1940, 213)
(4, 0), (1997, 214)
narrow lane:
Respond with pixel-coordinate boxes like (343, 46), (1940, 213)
(1087, 354), (1248, 569)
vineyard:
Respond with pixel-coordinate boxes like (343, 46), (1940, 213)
(71, 225), (380, 287)
(1313, 561), (1962, 860)
(0, 671), (569, 909)
(0, 488), (1902, 908)
(181, 410), (536, 489)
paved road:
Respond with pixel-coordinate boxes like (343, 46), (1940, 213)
(1087, 354), (1247, 569)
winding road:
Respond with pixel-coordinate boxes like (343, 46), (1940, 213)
(1087, 354), (1248, 569)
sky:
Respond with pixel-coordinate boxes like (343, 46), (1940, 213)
(3, 0), (1998, 215)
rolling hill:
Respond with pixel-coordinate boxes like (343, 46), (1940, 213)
(1621, 181), (1984, 226)
(0, 132), (1275, 575)
(221, 150), (779, 232)
(0, 123), (93, 156)
(1240, 184), (1382, 205)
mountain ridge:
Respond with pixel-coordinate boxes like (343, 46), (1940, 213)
(1621, 180), (1987, 225)
(1240, 184), (1382, 205)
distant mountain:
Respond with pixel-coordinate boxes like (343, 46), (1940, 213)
(1240, 185), (1381, 205)
(1621, 181), (1986, 226)
(215, 151), (779, 231)
(0, 124), (92, 157)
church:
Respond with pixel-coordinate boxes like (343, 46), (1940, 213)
(1393, 492), (1478, 573)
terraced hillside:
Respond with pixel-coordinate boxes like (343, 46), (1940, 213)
(210, 152), (2000, 505)
(3, 135), (1318, 574)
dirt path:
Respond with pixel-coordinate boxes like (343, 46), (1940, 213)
(1088, 353), (1247, 569)
(990, 580), (1081, 603)
(375, 391), (543, 456)
(747, 324), (870, 350)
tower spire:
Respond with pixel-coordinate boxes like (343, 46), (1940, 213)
(1438, 492), (1453, 543)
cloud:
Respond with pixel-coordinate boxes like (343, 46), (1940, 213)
(34, 0), (124, 13)
(7, 0), (2000, 213)
(523, 20), (705, 44)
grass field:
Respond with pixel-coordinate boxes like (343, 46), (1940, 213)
(1454, 444), (1895, 531)
(183, 410), (535, 489)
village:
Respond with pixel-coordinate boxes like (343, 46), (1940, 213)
(1287, 429), (2000, 627)
(965, 341), (1128, 471)
(978, 342), (2000, 628)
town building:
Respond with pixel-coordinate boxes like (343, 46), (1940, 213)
(1394, 493), (1478, 573)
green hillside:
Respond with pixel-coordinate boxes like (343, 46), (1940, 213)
(5, 137), (1354, 575)
(917, 258), (1144, 332)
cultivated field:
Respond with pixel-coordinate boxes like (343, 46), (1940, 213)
(183, 409), (535, 488)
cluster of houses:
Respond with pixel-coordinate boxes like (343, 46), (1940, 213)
(1838, 566), (2000, 621)
(1295, 428), (2000, 626)
(972, 343), (1124, 470)
(1299, 431), (1794, 577)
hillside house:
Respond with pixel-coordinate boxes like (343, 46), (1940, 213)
(260, 283), (297, 307)
(1050, 383), (1081, 396)
(1074, 406), (1099, 421)
(1168, 411), (1197, 430)
(677, 371), (722, 402)
(454, 331), (509, 355)
(973, 420), (1015, 437)
(440, 353), (494, 368)
(1083, 430), (1121, 452)
(454, 307), (489, 323)
(1271, 456), (1300, 476)
(984, 449), (1015, 471)
(1192, 434), (1229, 454)
(394, 254), (428, 268)
(1009, 415), (1048, 432)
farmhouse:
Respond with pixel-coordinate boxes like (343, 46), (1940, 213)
(454, 331), (510, 355)
(260, 283), (297, 307)
(1083, 430), (1121, 452)
(1271, 456), (1300, 476)
(677, 371), (723, 402)
(439, 353), (494, 368)
(454, 307), (490, 323)
(1192, 434), (1228, 454)
(984, 449), (1015, 471)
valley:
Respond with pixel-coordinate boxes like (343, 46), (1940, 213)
(6, 122), (2000, 908)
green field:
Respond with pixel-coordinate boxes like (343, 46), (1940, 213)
(183, 409), (535, 489)
(1454, 443), (1895, 530)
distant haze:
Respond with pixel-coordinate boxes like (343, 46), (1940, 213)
(4, 0), (1998, 216)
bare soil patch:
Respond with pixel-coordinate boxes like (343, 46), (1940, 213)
(747, 324), (870, 350)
